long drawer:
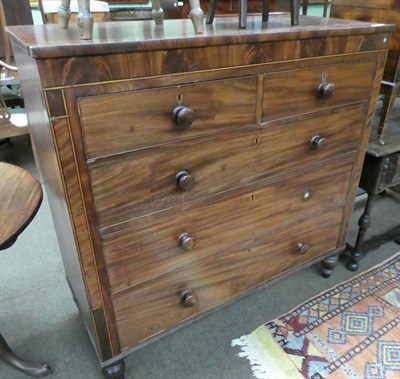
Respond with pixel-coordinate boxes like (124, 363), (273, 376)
(78, 76), (258, 158)
(89, 106), (365, 228)
(102, 158), (353, 293)
(112, 209), (343, 350)
(262, 59), (375, 121)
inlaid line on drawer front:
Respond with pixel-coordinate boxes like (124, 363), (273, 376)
(89, 106), (365, 229)
(112, 209), (343, 350)
(102, 158), (353, 293)
(262, 59), (376, 122)
(78, 76), (258, 159)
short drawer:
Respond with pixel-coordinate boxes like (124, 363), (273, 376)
(89, 106), (365, 228)
(262, 59), (376, 122)
(112, 209), (343, 350)
(78, 76), (258, 159)
(102, 158), (353, 293)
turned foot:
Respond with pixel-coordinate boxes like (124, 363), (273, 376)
(77, 4), (94, 40)
(152, 0), (164, 25)
(321, 254), (339, 278)
(0, 333), (51, 378)
(58, 0), (72, 29)
(346, 260), (359, 272)
(102, 360), (125, 379)
(189, 0), (204, 34)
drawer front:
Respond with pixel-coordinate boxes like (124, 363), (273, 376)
(113, 209), (343, 350)
(103, 158), (353, 293)
(90, 106), (365, 228)
(78, 76), (258, 159)
(262, 60), (376, 121)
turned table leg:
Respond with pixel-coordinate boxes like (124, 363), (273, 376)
(102, 360), (126, 379)
(346, 192), (377, 272)
(0, 333), (51, 378)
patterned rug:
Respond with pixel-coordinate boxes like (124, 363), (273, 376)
(232, 253), (400, 379)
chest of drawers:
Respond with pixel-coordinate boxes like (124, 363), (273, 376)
(7, 15), (393, 377)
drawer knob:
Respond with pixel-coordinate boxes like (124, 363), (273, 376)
(180, 290), (197, 307)
(317, 81), (336, 99)
(296, 243), (310, 255)
(175, 170), (195, 191)
(178, 232), (195, 251)
(310, 135), (327, 150)
(172, 105), (194, 128)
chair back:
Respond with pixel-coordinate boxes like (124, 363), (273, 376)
(0, 0), (33, 64)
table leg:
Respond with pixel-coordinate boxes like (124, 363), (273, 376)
(346, 192), (377, 272)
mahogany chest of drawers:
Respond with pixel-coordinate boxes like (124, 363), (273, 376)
(7, 15), (393, 377)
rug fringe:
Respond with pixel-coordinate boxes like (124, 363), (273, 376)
(231, 335), (285, 379)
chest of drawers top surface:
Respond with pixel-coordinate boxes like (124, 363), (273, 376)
(7, 14), (393, 59)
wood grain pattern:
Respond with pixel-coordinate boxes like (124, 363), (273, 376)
(89, 106), (365, 229)
(78, 77), (257, 158)
(31, 32), (391, 89)
(51, 118), (103, 309)
(7, 14), (394, 59)
(0, 162), (42, 248)
(113, 209), (343, 350)
(262, 59), (376, 121)
(330, 3), (399, 83)
(103, 158), (353, 293)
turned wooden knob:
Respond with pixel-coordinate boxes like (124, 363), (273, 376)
(317, 81), (336, 99)
(172, 105), (194, 128)
(296, 243), (310, 255)
(175, 170), (195, 191)
(178, 232), (195, 251)
(180, 290), (197, 307)
(310, 135), (327, 150)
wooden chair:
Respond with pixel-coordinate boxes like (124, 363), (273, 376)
(38, 0), (111, 25)
(207, 0), (301, 28)
(0, 0), (34, 65)
(1, 60), (43, 183)
(0, 162), (51, 378)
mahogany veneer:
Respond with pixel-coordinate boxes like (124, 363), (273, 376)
(6, 15), (393, 378)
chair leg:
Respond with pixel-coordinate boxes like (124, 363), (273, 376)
(239, 0), (248, 29)
(302, 0), (308, 15)
(323, 0), (329, 17)
(206, 0), (217, 24)
(262, 0), (269, 22)
(290, 0), (300, 25)
(0, 333), (51, 378)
